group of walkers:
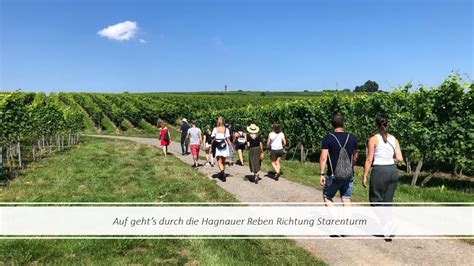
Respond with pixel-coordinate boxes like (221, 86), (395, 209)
(159, 114), (404, 207)
(158, 117), (286, 183)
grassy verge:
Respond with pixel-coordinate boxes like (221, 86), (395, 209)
(0, 137), (324, 265)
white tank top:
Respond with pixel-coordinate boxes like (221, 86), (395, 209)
(373, 134), (397, 165)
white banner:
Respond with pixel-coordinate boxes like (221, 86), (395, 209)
(1, 206), (472, 236)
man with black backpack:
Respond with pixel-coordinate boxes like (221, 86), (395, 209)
(319, 114), (358, 207)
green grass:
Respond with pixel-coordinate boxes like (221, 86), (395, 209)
(100, 116), (117, 135)
(81, 112), (97, 134)
(138, 119), (160, 135)
(0, 137), (324, 265)
(119, 119), (143, 136)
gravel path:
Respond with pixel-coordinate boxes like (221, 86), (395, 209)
(89, 135), (473, 266)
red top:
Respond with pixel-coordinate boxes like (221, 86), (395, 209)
(160, 128), (170, 146)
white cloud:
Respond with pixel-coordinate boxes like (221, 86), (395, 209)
(97, 21), (138, 41)
(139, 39), (146, 43)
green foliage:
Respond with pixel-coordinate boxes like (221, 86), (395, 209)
(3, 74), (472, 175)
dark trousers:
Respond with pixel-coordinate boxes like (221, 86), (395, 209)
(369, 165), (398, 206)
(181, 138), (188, 154)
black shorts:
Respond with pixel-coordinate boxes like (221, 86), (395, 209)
(270, 149), (284, 160)
(235, 142), (246, 150)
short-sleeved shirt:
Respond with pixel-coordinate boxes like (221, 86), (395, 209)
(322, 131), (357, 176)
(180, 123), (190, 139)
(203, 131), (213, 144)
(248, 135), (262, 148)
(188, 127), (201, 145)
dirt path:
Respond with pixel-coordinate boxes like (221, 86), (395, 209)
(89, 135), (473, 266)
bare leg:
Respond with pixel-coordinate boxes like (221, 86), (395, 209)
(275, 157), (281, 173)
(324, 197), (335, 207)
(238, 149), (244, 164)
(341, 198), (352, 207)
(271, 160), (278, 173)
(217, 157), (226, 172)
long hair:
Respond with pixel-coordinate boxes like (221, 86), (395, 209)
(216, 116), (224, 127)
(376, 115), (389, 143)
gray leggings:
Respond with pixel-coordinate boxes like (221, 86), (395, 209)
(369, 164), (398, 206)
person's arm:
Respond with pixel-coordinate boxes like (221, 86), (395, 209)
(319, 149), (329, 187)
(394, 139), (403, 163)
(225, 129), (234, 151)
(260, 141), (264, 153)
(353, 149), (359, 165)
(266, 134), (271, 149)
(282, 133), (286, 147)
(363, 136), (377, 188)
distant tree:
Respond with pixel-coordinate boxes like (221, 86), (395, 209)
(260, 92), (266, 96)
(304, 90), (309, 93)
(342, 88), (351, 93)
(354, 80), (379, 92)
(237, 89), (243, 92)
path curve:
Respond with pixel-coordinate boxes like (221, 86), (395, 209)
(89, 135), (473, 266)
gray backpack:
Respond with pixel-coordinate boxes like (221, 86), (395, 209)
(328, 133), (353, 180)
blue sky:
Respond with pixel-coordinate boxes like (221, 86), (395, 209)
(1, 0), (472, 92)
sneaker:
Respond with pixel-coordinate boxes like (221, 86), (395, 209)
(275, 173), (280, 181)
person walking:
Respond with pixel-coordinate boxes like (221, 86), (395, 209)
(212, 117), (234, 181)
(362, 115), (403, 205)
(267, 124), (286, 180)
(186, 121), (202, 168)
(180, 118), (190, 155)
(235, 127), (247, 166)
(202, 125), (215, 167)
(247, 124), (263, 184)
(319, 114), (358, 207)
(225, 122), (234, 166)
(159, 122), (171, 156)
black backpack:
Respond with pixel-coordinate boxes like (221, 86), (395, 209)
(328, 133), (353, 180)
(163, 131), (170, 141)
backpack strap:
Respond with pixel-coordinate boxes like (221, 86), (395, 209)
(330, 133), (351, 148)
(327, 152), (334, 176)
(342, 133), (350, 148)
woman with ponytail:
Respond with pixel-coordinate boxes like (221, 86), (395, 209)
(362, 115), (403, 205)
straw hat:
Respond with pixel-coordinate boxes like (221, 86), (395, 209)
(182, 118), (188, 123)
(247, 124), (260, 133)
